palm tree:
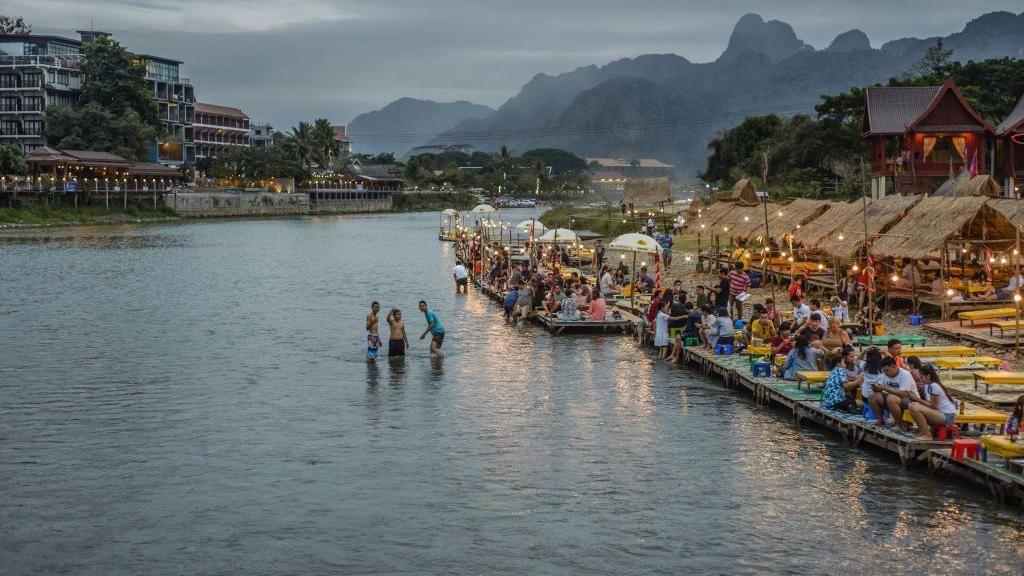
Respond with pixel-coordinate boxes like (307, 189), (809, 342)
(312, 118), (340, 168)
(286, 121), (316, 168)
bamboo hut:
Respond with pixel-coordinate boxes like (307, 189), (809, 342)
(727, 179), (759, 206)
(686, 200), (734, 232)
(826, 195), (921, 260)
(790, 200), (864, 249)
(765, 198), (832, 245)
(870, 197), (1017, 259)
(988, 198), (1024, 227)
(621, 177), (672, 206)
(954, 174), (1002, 197)
(712, 203), (771, 241)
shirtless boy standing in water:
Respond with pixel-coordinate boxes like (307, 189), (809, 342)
(386, 308), (409, 357)
(366, 301), (381, 359)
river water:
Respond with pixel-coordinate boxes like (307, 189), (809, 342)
(1, 210), (1022, 575)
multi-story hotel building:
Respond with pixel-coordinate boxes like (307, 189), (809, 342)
(0, 34), (83, 154)
(193, 102), (250, 159)
(138, 53), (195, 166)
(250, 122), (274, 148)
(0, 30), (196, 166)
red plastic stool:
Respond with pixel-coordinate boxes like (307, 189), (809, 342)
(950, 438), (980, 461)
(932, 425), (960, 441)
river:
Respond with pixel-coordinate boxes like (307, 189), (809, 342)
(1, 210), (1022, 575)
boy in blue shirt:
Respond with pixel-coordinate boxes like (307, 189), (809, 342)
(419, 300), (446, 357)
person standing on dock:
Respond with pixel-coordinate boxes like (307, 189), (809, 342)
(386, 309), (409, 357)
(453, 260), (469, 294)
(712, 267), (730, 314)
(419, 301), (446, 357)
(727, 261), (751, 320)
(366, 301), (381, 360)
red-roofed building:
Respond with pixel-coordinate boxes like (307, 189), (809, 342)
(863, 78), (994, 197)
(194, 102), (250, 159)
(997, 91), (1024, 197)
(332, 125), (352, 154)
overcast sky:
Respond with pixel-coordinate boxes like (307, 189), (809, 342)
(12, 0), (1023, 130)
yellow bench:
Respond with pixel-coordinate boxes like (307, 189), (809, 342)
(958, 308), (1019, 327)
(980, 435), (1024, 459)
(796, 370), (831, 390)
(972, 371), (1024, 394)
(902, 346), (976, 358)
(988, 319), (1024, 338)
(747, 345), (771, 357)
(933, 356), (1002, 379)
(902, 405), (1008, 428)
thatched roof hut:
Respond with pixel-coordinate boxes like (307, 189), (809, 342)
(687, 194), (705, 214)
(727, 179), (759, 206)
(954, 174), (1002, 197)
(686, 200), (734, 232)
(621, 177), (672, 206)
(870, 197), (1018, 259)
(826, 195), (921, 260)
(765, 198), (832, 245)
(790, 200), (864, 249)
(987, 198), (1024, 230)
(712, 204), (768, 239)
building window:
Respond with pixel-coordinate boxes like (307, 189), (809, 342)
(23, 96), (42, 111)
(23, 119), (42, 135)
(147, 60), (179, 82)
(0, 120), (19, 135)
(0, 97), (17, 111)
(56, 71), (70, 86)
(23, 73), (41, 87)
(0, 75), (17, 88)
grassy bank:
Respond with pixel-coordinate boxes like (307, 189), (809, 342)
(539, 205), (684, 237)
(392, 191), (476, 212)
(0, 204), (179, 226)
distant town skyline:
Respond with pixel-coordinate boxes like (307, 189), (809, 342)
(11, 0), (1024, 130)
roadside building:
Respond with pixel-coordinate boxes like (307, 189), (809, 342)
(137, 52), (195, 166)
(193, 102), (250, 160)
(0, 34), (83, 154)
(250, 122), (274, 148)
(332, 125), (352, 155)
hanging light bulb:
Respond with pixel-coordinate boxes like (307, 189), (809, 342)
(685, 255), (692, 262)
(817, 264), (824, 271)
(838, 234), (845, 240)
(892, 274), (899, 282)
(787, 257), (794, 262)
(852, 264), (859, 271)
(780, 251), (786, 257)
(777, 211), (783, 217)
(946, 288), (955, 297)
(744, 216), (749, 221)
(1016, 294), (1022, 303)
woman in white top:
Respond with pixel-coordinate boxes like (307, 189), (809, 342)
(907, 364), (958, 441)
(654, 300), (688, 359)
(859, 347), (884, 403)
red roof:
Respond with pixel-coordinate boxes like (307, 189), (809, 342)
(997, 92), (1024, 135)
(864, 79), (994, 136)
(195, 102), (248, 119)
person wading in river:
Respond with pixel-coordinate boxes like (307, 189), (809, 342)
(366, 301), (381, 360)
(386, 308), (409, 357)
(419, 300), (446, 357)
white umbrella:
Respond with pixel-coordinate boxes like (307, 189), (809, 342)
(470, 204), (495, 214)
(441, 208), (459, 216)
(515, 220), (546, 232)
(608, 233), (660, 254)
(537, 228), (579, 244)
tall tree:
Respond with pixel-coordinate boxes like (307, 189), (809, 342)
(284, 122), (316, 169)
(0, 15), (31, 35)
(0, 145), (27, 174)
(311, 118), (340, 168)
(79, 36), (159, 130)
(44, 103), (157, 161)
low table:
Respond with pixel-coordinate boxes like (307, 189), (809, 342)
(796, 370), (831, 391)
(972, 372), (1024, 394)
(855, 333), (926, 347)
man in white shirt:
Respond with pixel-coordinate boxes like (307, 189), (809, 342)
(866, 357), (920, 427)
(600, 267), (615, 296)
(789, 295), (812, 332)
(452, 260), (468, 294)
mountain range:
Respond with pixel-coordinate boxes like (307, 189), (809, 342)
(347, 11), (1024, 177)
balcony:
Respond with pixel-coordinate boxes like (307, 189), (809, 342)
(0, 54), (82, 70)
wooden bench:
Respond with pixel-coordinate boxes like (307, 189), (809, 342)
(958, 308), (1019, 327)
(972, 371), (1024, 394)
(933, 356), (1003, 380)
(988, 319), (1024, 338)
(902, 405), (1009, 429)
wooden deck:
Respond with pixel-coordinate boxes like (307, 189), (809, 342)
(923, 319), (1023, 349)
(475, 278), (636, 336)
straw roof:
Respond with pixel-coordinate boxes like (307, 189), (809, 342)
(790, 200), (864, 249)
(987, 198), (1024, 228)
(933, 170), (967, 197)
(686, 200), (734, 232)
(870, 196), (1017, 259)
(827, 195), (920, 260)
(954, 174), (1002, 197)
(621, 177), (672, 206)
(728, 179), (759, 206)
(712, 204), (771, 240)
(766, 198), (832, 245)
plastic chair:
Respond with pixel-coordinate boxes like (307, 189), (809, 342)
(951, 438), (980, 460)
(669, 327), (682, 338)
(861, 404), (889, 422)
(931, 425), (960, 441)
(909, 314), (923, 326)
(715, 343), (733, 356)
(683, 337), (700, 347)
(752, 361), (771, 377)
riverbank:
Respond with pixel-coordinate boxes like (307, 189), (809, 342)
(391, 191), (476, 212)
(0, 204), (180, 227)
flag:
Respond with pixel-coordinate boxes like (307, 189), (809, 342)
(969, 149), (979, 180)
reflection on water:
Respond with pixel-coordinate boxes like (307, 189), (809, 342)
(1, 212), (1022, 575)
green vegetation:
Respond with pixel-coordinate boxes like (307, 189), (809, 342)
(391, 192), (476, 212)
(539, 205), (652, 237)
(701, 44), (1024, 199)
(0, 145), (27, 175)
(43, 35), (159, 161)
(0, 203), (178, 225)
(0, 14), (31, 34)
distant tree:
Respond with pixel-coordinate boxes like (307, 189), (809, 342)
(311, 118), (340, 168)
(519, 148), (586, 175)
(701, 115), (784, 184)
(44, 104), (157, 160)
(79, 36), (159, 130)
(903, 39), (954, 84)
(0, 15), (31, 34)
(284, 121), (316, 168)
(0, 145), (27, 174)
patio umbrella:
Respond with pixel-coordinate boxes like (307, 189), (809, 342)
(608, 233), (660, 310)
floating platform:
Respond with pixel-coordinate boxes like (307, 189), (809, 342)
(475, 278), (636, 336)
(676, 346), (1024, 505)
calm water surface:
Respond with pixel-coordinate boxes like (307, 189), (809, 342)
(2, 211), (1023, 575)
